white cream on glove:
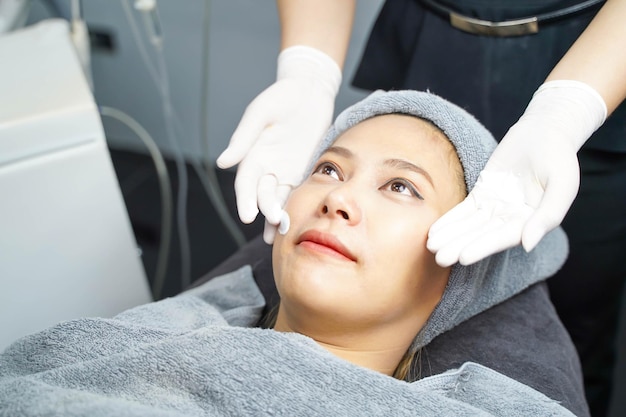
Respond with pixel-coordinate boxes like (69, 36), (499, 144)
(217, 45), (341, 244)
(427, 80), (608, 267)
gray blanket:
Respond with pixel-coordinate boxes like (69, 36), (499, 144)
(0, 267), (574, 416)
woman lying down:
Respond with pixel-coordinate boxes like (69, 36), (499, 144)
(1, 90), (575, 416)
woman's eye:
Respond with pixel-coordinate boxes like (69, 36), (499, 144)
(313, 162), (341, 180)
(385, 179), (424, 200)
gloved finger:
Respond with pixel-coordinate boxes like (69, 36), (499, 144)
(433, 214), (494, 267)
(521, 175), (579, 252)
(275, 185), (293, 235)
(428, 197), (476, 236)
(259, 180), (293, 227)
(275, 184), (293, 207)
(233, 159), (262, 224)
(216, 147), (241, 170)
(233, 124), (285, 223)
(278, 210), (291, 235)
(458, 217), (526, 265)
(257, 175), (283, 225)
(216, 107), (272, 169)
(263, 219), (277, 245)
(427, 200), (488, 252)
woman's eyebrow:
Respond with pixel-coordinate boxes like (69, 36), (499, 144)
(385, 158), (434, 188)
(323, 146), (435, 188)
(324, 145), (353, 159)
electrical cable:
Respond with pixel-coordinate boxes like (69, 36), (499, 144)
(120, 0), (159, 86)
(122, 0), (245, 250)
(70, 0), (80, 19)
(195, 0), (246, 248)
(121, 0), (246, 291)
(163, 0), (245, 249)
(155, 46), (193, 290)
(121, 0), (192, 291)
(179, 122), (247, 249)
(99, 105), (172, 301)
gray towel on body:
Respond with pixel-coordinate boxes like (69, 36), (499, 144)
(0, 267), (574, 416)
(196, 235), (589, 416)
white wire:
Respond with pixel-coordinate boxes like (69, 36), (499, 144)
(70, 0), (81, 20)
(121, 0), (246, 288)
(121, 0), (192, 291)
(155, 46), (193, 290)
(173, 116), (247, 249)
(99, 105), (172, 301)
(120, 0), (160, 86)
(177, 0), (245, 249)
(196, 0), (246, 248)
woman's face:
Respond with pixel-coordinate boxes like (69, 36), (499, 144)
(272, 114), (465, 338)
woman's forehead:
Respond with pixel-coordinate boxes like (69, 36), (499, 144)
(332, 114), (453, 158)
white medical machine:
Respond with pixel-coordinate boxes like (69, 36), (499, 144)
(0, 19), (152, 350)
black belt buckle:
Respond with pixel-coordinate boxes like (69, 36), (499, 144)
(450, 13), (538, 36)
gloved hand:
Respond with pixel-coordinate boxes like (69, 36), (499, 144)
(427, 80), (608, 267)
(217, 45), (342, 243)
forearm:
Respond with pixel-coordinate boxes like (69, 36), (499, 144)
(546, 0), (626, 114)
(277, 0), (356, 69)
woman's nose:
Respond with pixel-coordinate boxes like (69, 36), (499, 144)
(320, 185), (362, 225)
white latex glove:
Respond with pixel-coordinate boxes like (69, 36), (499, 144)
(217, 45), (342, 243)
(427, 80), (607, 267)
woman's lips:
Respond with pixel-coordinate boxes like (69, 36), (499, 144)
(297, 230), (357, 262)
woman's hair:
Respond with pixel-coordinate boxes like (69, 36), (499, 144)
(409, 114), (466, 200)
(394, 346), (422, 381)
(258, 304), (278, 330)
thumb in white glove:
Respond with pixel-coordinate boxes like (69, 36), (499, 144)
(217, 45), (342, 243)
(427, 80), (607, 267)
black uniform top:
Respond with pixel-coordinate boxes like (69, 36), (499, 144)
(353, 0), (625, 151)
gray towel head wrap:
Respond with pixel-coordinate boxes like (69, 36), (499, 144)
(312, 90), (568, 351)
